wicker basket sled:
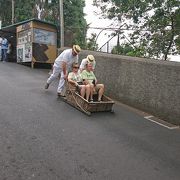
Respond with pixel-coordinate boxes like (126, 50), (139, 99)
(64, 83), (114, 115)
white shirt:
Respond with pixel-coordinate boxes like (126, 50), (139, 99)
(54, 49), (78, 70)
(80, 58), (96, 71)
(68, 72), (82, 82)
(1, 38), (8, 49)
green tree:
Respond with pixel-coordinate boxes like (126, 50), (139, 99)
(64, 0), (87, 47)
(93, 0), (180, 60)
(86, 33), (98, 50)
(0, 0), (37, 25)
(111, 44), (144, 57)
(0, 0), (13, 25)
(0, 0), (87, 48)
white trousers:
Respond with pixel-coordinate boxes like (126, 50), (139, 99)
(47, 66), (66, 93)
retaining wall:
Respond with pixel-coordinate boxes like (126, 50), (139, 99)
(79, 50), (180, 125)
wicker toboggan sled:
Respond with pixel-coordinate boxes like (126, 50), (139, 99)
(64, 82), (114, 115)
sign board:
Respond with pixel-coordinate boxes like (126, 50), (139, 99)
(33, 28), (56, 45)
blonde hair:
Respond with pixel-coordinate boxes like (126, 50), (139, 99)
(72, 62), (79, 68)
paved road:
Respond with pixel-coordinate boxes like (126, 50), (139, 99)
(0, 62), (180, 180)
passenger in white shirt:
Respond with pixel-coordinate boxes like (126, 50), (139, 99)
(45, 45), (81, 97)
(79, 55), (96, 72)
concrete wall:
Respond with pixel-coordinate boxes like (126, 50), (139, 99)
(78, 50), (180, 125)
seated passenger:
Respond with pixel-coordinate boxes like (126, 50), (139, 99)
(81, 63), (104, 102)
(68, 63), (90, 101)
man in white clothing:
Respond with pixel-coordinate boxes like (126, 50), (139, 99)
(45, 45), (81, 96)
(1, 37), (8, 62)
(79, 55), (96, 72)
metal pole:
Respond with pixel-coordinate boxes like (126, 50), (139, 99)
(59, 0), (64, 47)
(107, 41), (109, 53)
(94, 28), (106, 50)
(12, 0), (15, 24)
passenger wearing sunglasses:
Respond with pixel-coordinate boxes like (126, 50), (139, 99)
(68, 63), (91, 101)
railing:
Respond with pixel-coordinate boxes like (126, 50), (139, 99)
(98, 33), (118, 53)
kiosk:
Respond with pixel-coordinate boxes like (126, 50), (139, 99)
(0, 19), (57, 67)
(16, 19), (57, 68)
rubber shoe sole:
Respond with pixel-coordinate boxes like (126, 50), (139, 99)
(57, 93), (66, 97)
(45, 83), (49, 89)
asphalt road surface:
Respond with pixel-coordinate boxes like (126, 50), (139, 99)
(0, 62), (180, 180)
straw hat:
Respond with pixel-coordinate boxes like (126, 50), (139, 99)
(87, 55), (95, 63)
(73, 45), (81, 54)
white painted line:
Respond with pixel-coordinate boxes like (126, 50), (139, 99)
(144, 116), (154, 119)
(144, 116), (179, 130)
(167, 126), (180, 130)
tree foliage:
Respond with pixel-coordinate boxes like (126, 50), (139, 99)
(112, 44), (145, 57)
(93, 0), (180, 60)
(86, 33), (98, 50)
(0, 0), (13, 25)
(63, 0), (87, 47)
(0, 0), (87, 47)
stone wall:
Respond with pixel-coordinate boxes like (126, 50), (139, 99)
(59, 48), (180, 125)
(79, 50), (180, 125)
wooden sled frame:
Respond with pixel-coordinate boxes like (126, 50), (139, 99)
(64, 82), (115, 115)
